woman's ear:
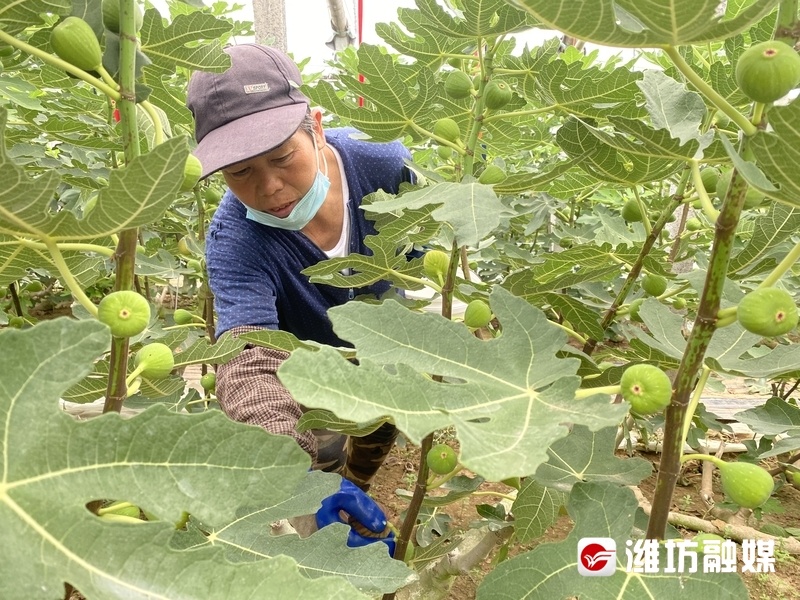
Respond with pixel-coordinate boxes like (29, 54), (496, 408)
(310, 108), (326, 147)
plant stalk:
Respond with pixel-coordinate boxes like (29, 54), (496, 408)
(645, 165), (750, 539)
(103, 0), (142, 414)
(581, 174), (688, 355)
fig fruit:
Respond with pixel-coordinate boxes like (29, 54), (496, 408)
(433, 118), (461, 143)
(641, 274), (667, 297)
(699, 167), (721, 194)
(102, 0), (144, 33)
(437, 145), (453, 160)
(426, 443), (458, 475)
(173, 308), (195, 325)
(715, 169), (766, 209)
(620, 364), (672, 415)
(737, 287), (798, 337)
(718, 460), (774, 508)
(181, 155), (202, 192)
(200, 372), (216, 392)
(478, 165), (506, 184)
(134, 343), (175, 380)
(97, 290), (151, 338)
(735, 40), (800, 104)
(484, 80), (512, 109)
(685, 217), (703, 232)
(444, 70), (473, 99)
(621, 198), (643, 222)
(50, 17), (102, 72)
(423, 250), (450, 284)
(463, 299), (492, 328)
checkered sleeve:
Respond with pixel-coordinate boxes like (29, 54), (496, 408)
(216, 326), (317, 462)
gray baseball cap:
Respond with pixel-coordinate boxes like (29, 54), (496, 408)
(187, 44), (309, 178)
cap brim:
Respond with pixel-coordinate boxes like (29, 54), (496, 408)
(193, 103), (309, 179)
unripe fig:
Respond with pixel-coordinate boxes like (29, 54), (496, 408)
(173, 309), (195, 325)
(641, 274), (668, 297)
(50, 17), (102, 72)
(735, 40), (800, 104)
(176, 236), (192, 257)
(715, 169), (766, 209)
(97, 290), (151, 338)
(433, 118), (461, 143)
(437, 145), (453, 160)
(737, 287), (798, 337)
(718, 461), (774, 508)
(204, 186), (223, 203)
(620, 364), (672, 415)
(423, 250), (449, 284)
(181, 155), (202, 192)
(685, 217), (703, 232)
(463, 299), (492, 328)
(478, 165), (506, 184)
(134, 343), (175, 380)
(621, 198), (643, 222)
(484, 80), (512, 109)
(102, 0), (144, 33)
(628, 298), (644, 323)
(444, 70), (473, 99)
(699, 167), (721, 194)
(426, 443), (458, 475)
(200, 372), (216, 392)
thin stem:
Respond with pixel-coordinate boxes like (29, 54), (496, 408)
(680, 366), (712, 451)
(681, 453), (725, 468)
(689, 160), (719, 222)
(758, 238), (800, 289)
(140, 101), (165, 147)
(550, 320), (587, 345)
(574, 385), (621, 400)
(751, 102), (766, 126)
(662, 46), (756, 136)
(0, 30), (121, 101)
(469, 490), (517, 502)
(482, 105), (554, 123)
(11, 238), (115, 257)
(43, 238), (98, 316)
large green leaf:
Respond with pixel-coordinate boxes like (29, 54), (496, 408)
(0, 109), (187, 240)
(364, 181), (512, 247)
(505, 0), (779, 47)
(176, 472), (414, 594)
(532, 425), (652, 492)
(399, 0), (537, 40)
(734, 397), (800, 437)
(279, 286), (627, 481)
(511, 479), (567, 543)
(0, 319), (368, 599)
(0, 0), (70, 35)
(139, 9), (232, 71)
(557, 117), (683, 184)
(749, 99), (800, 208)
(477, 482), (747, 598)
(728, 202), (800, 276)
(302, 44), (438, 143)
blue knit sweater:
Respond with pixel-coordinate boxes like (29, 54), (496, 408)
(206, 128), (413, 345)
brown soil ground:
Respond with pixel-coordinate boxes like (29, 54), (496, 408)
(371, 442), (800, 600)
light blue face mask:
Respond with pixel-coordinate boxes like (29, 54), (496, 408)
(245, 135), (330, 231)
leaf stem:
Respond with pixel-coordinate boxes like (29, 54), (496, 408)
(662, 45), (756, 136)
(680, 365), (712, 451)
(758, 238), (800, 289)
(12, 238), (115, 257)
(574, 385), (621, 400)
(140, 101), (165, 147)
(42, 237), (98, 316)
(689, 160), (719, 222)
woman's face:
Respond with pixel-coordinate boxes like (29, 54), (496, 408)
(221, 127), (322, 218)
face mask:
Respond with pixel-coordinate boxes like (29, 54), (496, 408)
(245, 134), (330, 231)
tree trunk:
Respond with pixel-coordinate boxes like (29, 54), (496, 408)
(253, 0), (287, 51)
